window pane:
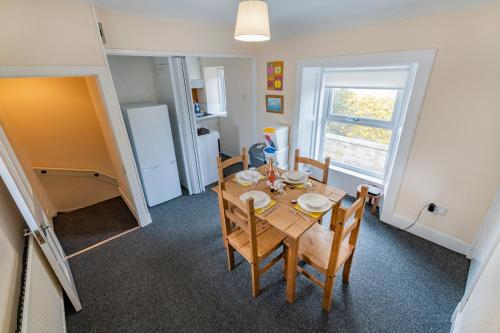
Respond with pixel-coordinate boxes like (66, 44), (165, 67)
(330, 88), (398, 121)
(323, 120), (392, 176)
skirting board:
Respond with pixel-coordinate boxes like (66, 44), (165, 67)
(382, 213), (472, 255)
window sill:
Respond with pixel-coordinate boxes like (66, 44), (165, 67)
(329, 164), (384, 186)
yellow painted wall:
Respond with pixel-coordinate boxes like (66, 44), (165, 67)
(0, 179), (26, 333)
(0, 77), (120, 211)
(256, 4), (500, 244)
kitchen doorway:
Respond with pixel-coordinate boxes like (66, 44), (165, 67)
(107, 53), (257, 205)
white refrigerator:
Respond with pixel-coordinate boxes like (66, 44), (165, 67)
(122, 104), (182, 207)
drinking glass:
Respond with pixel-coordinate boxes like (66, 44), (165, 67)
(249, 167), (258, 189)
(304, 167), (312, 190)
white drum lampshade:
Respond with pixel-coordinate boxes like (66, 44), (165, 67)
(234, 0), (271, 42)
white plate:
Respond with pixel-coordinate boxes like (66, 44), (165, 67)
(297, 193), (331, 213)
(239, 191), (271, 209)
(236, 170), (262, 182)
(287, 170), (304, 181)
(281, 171), (306, 184)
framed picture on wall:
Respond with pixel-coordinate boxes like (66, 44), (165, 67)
(267, 61), (284, 90)
(266, 95), (284, 114)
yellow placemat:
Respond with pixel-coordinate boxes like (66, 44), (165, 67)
(234, 175), (265, 187)
(256, 200), (277, 214)
(294, 204), (323, 219)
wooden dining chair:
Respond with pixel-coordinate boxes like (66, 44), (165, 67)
(217, 147), (249, 181)
(218, 179), (287, 297)
(285, 186), (369, 311)
(216, 147), (249, 248)
(293, 148), (330, 184)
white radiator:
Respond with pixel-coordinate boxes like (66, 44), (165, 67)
(19, 235), (66, 333)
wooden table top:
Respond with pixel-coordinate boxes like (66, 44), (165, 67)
(212, 166), (347, 240)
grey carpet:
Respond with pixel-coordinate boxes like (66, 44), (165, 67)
(64, 185), (469, 332)
(54, 197), (138, 255)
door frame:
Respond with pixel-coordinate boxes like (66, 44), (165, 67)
(0, 66), (152, 227)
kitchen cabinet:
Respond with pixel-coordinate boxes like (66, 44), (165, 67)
(186, 57), (204, 88)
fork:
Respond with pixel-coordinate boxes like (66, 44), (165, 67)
(290, 207), (311, 222)
(262, 203), (280, 217)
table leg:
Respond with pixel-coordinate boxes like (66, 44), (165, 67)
(286, 237), (298, 303)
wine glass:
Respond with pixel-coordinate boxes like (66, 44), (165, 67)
(249, 167), (258, 189)
(303, 166), (312, 190)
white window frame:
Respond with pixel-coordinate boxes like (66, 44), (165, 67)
(318, 82), (406, 180)
(292, 49), (437, 233)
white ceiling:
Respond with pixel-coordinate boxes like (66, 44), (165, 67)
(89, 0), (499, 38)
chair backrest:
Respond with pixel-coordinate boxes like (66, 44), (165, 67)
(293, 148), (330, 184)
(218, 179), (258, 261)
(217, 147), (249, 181)
(327, 186), (368, 274)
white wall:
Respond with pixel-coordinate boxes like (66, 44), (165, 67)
(95, 7), (256, 56)
(199, 57), (254, 157)
(256, 4), (500, 245)
(0, 0), (105, 66)
(0, 179), (26, 333)
(107, 56), (159, 105)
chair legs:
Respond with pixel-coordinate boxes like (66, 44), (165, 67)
(251, 262), (260, 297)
(283, 245), (288, 280)
(226, 244), (235, 271)
(322, 274), (337, 312)
(342, 253), (354, 283)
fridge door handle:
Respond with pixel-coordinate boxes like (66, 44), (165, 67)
(141, 165), (161, 172)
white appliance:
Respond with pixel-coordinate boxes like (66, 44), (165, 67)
(122, 104), (182, 207)
(197, 128), (220, 186)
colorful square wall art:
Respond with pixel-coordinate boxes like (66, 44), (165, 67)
(267, 61), (284, 90)
(266, 95), (284, 114)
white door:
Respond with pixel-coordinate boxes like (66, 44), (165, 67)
(457, 189), (500, 313)
(169, 57), (205, 194)
(0, 126), (82, 311)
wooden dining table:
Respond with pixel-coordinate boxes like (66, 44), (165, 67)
(212, 165), (347, 303)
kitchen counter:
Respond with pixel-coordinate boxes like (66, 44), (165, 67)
(195, 112), (227, 122)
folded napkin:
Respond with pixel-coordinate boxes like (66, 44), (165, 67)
(294, 204), (324, 219)
(234, 175), (265, 187)
(256, 200), (277, 214)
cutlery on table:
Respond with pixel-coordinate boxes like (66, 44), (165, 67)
(262, 204), (280, 217)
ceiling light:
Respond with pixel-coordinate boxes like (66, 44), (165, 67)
(234, 0), (270, 42)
